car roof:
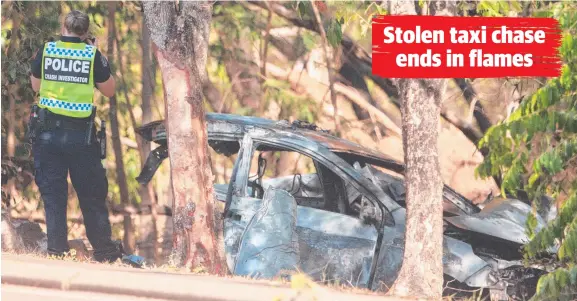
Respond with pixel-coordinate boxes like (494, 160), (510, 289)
(206, 113), (399, 163)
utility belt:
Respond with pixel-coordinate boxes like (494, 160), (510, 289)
(27, 104), (107, 159)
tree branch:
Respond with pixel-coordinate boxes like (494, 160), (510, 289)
(311, 2), (340, 134)
(248, 1), (493, 144)
(454, 78), (493, 135)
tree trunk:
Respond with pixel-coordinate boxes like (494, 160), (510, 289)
(143, 1), (223, 274)
(141, 19), (160, 265)
(106, 1), (135, 255)
(387, 1), (448, 299)
(6, 3), (22, 157)
(391, 79), (444, 299)
(7, 89), (17, 158)
(4, 4), (23, 207)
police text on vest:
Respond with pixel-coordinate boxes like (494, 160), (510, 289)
(43, 57), (91, 84)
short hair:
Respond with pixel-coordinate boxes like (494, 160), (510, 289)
(64, 10), (90, 36)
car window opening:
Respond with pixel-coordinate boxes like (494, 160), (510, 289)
(245, 144), (364, 217)
(208, 139), (240, 185)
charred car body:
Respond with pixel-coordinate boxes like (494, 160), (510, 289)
(136, 113), (555, 300)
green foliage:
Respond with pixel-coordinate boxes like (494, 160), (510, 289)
(301, 31), (318, 51)
(294, 1), (343, 47)
(212, 2), (260, 45)
(2, 2), (62, 158)
(324, 18), (342, 48)
(476, 2), (577, 300)
(476, 0), (523, 17)
(525, 191), (577, 259)
(332, 1), (386, 37)
(530, 265), (577, 301)
(263, 78), (318, 123)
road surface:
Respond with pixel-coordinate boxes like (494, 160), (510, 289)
(2, 285), (171, 301)
(1, 253), (400, 301)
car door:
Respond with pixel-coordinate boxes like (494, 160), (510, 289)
(223, 132), (381, 288)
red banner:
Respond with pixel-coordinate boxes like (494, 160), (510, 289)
(372, 16), (562, 78)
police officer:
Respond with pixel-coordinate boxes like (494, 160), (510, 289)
(29, 10), (123, 262)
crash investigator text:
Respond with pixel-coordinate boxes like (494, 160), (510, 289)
(27, 10), (136, 263)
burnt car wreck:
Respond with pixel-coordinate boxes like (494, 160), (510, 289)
(136, 113), (556, 300)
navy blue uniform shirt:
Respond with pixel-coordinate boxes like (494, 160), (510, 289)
(31, 36), (111, 84)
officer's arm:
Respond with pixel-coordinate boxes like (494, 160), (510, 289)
(94, 51), (116, 98)
(30, 76), (41, 92)
(96, 77), (116, 98)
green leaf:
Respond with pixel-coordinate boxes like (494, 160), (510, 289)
(510, 0), (522, 12)
(297, 1), (307, 19)
(325, 19), (342, 48)
(376, 5), (386, 15)
(301, 31), (316, 51)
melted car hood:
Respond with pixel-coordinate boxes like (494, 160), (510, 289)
(444, 199), (546, 245)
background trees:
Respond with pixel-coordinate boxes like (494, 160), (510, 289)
(476, 2), (577, 300)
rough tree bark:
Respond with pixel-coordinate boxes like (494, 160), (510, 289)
(106, 1), (135, 254)
(391, 78), (444, 299)
(143, 1), (223, 274)
(386, 1), (449, 299)
(5, 3), (21, 158)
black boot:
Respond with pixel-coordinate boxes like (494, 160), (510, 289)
(47, 248), (72, 259)
(93, 240), (145, 268)
(93, 240), (123, 263)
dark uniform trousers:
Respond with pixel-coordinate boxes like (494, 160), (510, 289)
(33, 126), (121, 262)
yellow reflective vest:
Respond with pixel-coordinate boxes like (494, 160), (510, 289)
(38, 40), (97, 118)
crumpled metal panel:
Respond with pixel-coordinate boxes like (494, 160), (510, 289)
(296, 227), (374, 288)
(224, 197), (262, 272)
(233, 187), (300, 279)
(443, 236), (490, 283)
(370, 209), (492, 291)
(214, 183), (228, 202)
(444, 199), (546, 245)
(223, 219), (245, 272)
(370, 210), (406, 292)
(294, 206), (377, 288)
(224, 189), (378, 286)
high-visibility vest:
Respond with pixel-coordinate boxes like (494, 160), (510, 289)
(38, 40), (97, 118)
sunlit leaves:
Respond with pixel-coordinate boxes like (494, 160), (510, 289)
(476, 3), (577, 300)
(534, 138), (577, 176)
(477, 0), (523, 17)
(263, 78), (318, 123)
(530, 266), (577, 301)
(301, 31), (318, 51)
(297, 1), (308, 20)
(324, 18), (342, 48)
